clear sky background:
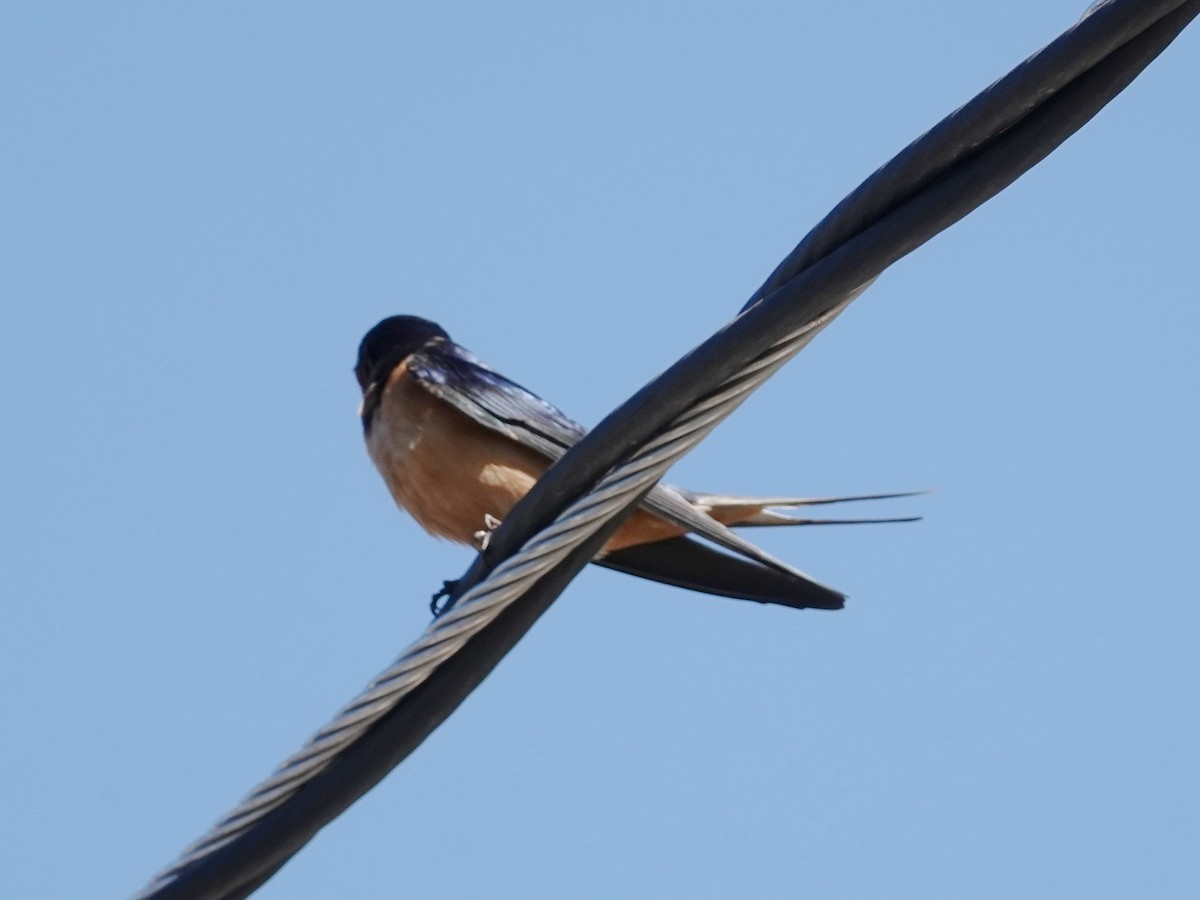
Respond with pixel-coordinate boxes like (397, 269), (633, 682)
(3, 3), (1198, 898)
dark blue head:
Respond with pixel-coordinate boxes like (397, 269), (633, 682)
(354, 315), (449, 393)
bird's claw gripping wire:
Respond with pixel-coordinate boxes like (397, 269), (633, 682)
(472, 513), (502, 551)
(430, 580), (459, 617)
(432, 514), (502, 616)
(432, 512), (503, 616)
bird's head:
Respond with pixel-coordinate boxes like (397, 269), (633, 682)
(354, 315), (449, 393)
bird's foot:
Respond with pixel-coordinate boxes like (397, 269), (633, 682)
(472, 514), (502, 550)
(430, 579), (459, 617)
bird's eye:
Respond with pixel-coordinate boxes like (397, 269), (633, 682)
(354, 360), (372, 391)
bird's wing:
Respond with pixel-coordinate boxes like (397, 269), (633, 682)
(637, 483), (828, 578)
(596, 537), (845, 610)
(408, 341), (826, 579)
(407, 341), (587, 460)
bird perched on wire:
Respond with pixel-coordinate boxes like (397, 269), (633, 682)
(355, 315), (918, 615)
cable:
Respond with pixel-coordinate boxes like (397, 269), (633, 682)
(135, 3), (1199, 896)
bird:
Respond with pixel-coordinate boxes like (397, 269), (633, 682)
(354, 315), (919, 615)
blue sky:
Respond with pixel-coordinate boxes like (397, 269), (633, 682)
(3, 3), (1198, 898)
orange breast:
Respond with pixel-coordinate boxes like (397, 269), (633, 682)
(366, 363), (550, 544)
(366, 364), (690, 552)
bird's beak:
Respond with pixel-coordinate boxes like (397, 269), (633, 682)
(357, 382), (377, 419)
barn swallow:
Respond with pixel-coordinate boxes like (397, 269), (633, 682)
(355, 315), (919, 614)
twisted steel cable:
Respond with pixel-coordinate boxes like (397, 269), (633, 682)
(135, 2), (1200, 895)
(137, 284), (865, 897)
